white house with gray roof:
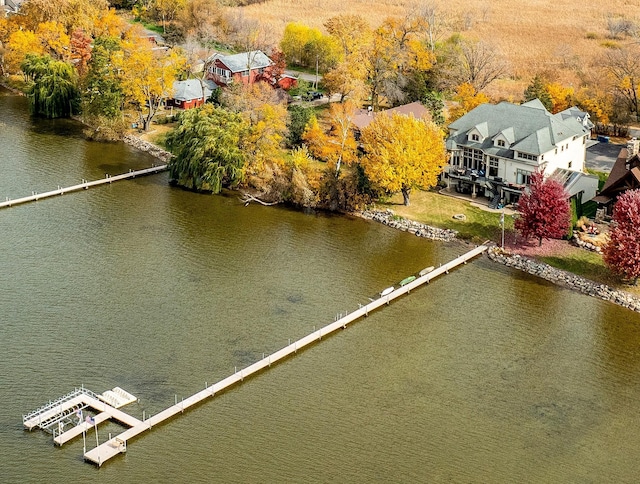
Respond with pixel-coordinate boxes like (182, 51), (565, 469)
(445, 99), (597, 206)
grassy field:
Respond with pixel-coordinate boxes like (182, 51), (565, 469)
(236, 0), (638, 99)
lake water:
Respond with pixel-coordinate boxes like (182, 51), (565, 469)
(2, 90), (640, 482)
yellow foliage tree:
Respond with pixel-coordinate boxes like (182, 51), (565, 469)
(360, 113), (447, 205)
(448, 82), (489, 122)
(575, 87), (612, 126)
(5, 30), (43, 75)
(365, 16), (435, 109)
(92, 8), (127, 38)
(36, 22), (71, 61)
(303, 101), (357, 177)
(546, 82), (574, 114)
(114, 32), (185, 130)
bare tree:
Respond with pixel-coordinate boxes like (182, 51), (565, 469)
(603, 46), (640, 119)
(418, 3), (448, 52)
(459, 40), (508, 91)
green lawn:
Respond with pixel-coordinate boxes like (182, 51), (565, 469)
(376, 189), (512, 243)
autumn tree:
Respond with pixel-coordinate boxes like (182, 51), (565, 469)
(359, 113), (446, 205)
(152, 0), (187, 33)
(5, 29), (43, 75)
(602, 46), (640, 119)
(166, 104), (247, 192)
(365, 15), (435, 109)
(323, 14), (371, 103)
(514, 170), (571, 246)
(221, 82), (288, 176)
(18, 0), (110, 33)
(546, 82), (574, 114)
(114, 29), (185, 130)
(21, 54), (80, 118)
(69, 28), (92, 77)
(448, 82), (489, 122)
(603, 189), (640, 285)
(302, 101), (358, 177)
(178, 0), (229, 43)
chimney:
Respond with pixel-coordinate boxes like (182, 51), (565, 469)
(627, 137), (639, 160)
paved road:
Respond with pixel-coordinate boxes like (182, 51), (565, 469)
(586, 140), (623, 173)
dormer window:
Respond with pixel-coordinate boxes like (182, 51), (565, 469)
(497, 139), (505, 147)
(472, 134), (479, 141)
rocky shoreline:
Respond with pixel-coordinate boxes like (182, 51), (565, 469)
(122, 134), (174, 163)
(357, 209), (639, 314)
(487, 246), (640, 313)
(358, 209), (458, 241)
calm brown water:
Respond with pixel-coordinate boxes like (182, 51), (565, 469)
(2, 90), (640, 483)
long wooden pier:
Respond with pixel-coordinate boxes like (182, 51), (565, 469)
(0, 165), (168, 210)
(79, 244), (488, 467)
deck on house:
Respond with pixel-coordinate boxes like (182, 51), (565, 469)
(0, 165), (168, 210)
(80, 244), (488, 467)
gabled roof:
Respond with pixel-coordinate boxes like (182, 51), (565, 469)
(599, 148), (640, 197)
(494, 127), (515, 144)
(471, 122), (489, 138)
(208, 51), (273, 73)
(171, 79), (216, 102)
(447, 99), (590, 156)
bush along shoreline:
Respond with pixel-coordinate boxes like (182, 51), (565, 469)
(487, 246), (640, 313)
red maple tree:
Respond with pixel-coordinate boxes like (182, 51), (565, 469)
(603, 189), (640, 285)
(514, 170), (571, 246)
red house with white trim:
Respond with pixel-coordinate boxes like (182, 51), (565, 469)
(206, 51), (274, 87)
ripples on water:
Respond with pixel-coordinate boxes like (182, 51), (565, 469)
(2, 91), (640, 483)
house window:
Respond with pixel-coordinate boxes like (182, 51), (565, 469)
(489, 158), (499, 177)
(471, 134), (479, 141)
(516, 169), (533, 185)
(497, 139), (505, 147)
(568, 160), (572, 169)
(561, 145), (564, 151)
(462, 147), (484, 170)
(241, 70), (249, 77)
(555, 148), (558, 154)
(518, 152), (537, 161)
(583, 136), (586, 144)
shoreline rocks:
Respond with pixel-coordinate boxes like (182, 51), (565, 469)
(487, 246), (640, 313)
(122, 135), (174, 163)
(357, 209), (458, 242)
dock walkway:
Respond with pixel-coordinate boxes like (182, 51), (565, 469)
(81, 245), (488, 467)
(0, 165), (168, 210)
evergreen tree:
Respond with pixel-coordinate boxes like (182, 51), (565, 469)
(524, 75), (553, 111)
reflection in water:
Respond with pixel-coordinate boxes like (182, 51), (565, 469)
(2, 91), (640, 483)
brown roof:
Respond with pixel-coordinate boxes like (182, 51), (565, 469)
(352, 101), (430, 130)
(598, 148), (640, 199)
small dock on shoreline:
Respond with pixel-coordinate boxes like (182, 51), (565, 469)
(0, 165), (168, 210)
(24, 245), (488, 467)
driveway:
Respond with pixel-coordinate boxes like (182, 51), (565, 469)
(586, 140), (623, 173)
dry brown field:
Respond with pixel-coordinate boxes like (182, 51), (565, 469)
(235, 0), (640, 100)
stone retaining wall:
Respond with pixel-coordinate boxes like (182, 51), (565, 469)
(487, 247), (640, 313)
(123, 135), (174, 163)
(358, 209), (458, 242)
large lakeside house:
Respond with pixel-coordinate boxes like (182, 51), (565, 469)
(445, 99), (599, 208)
